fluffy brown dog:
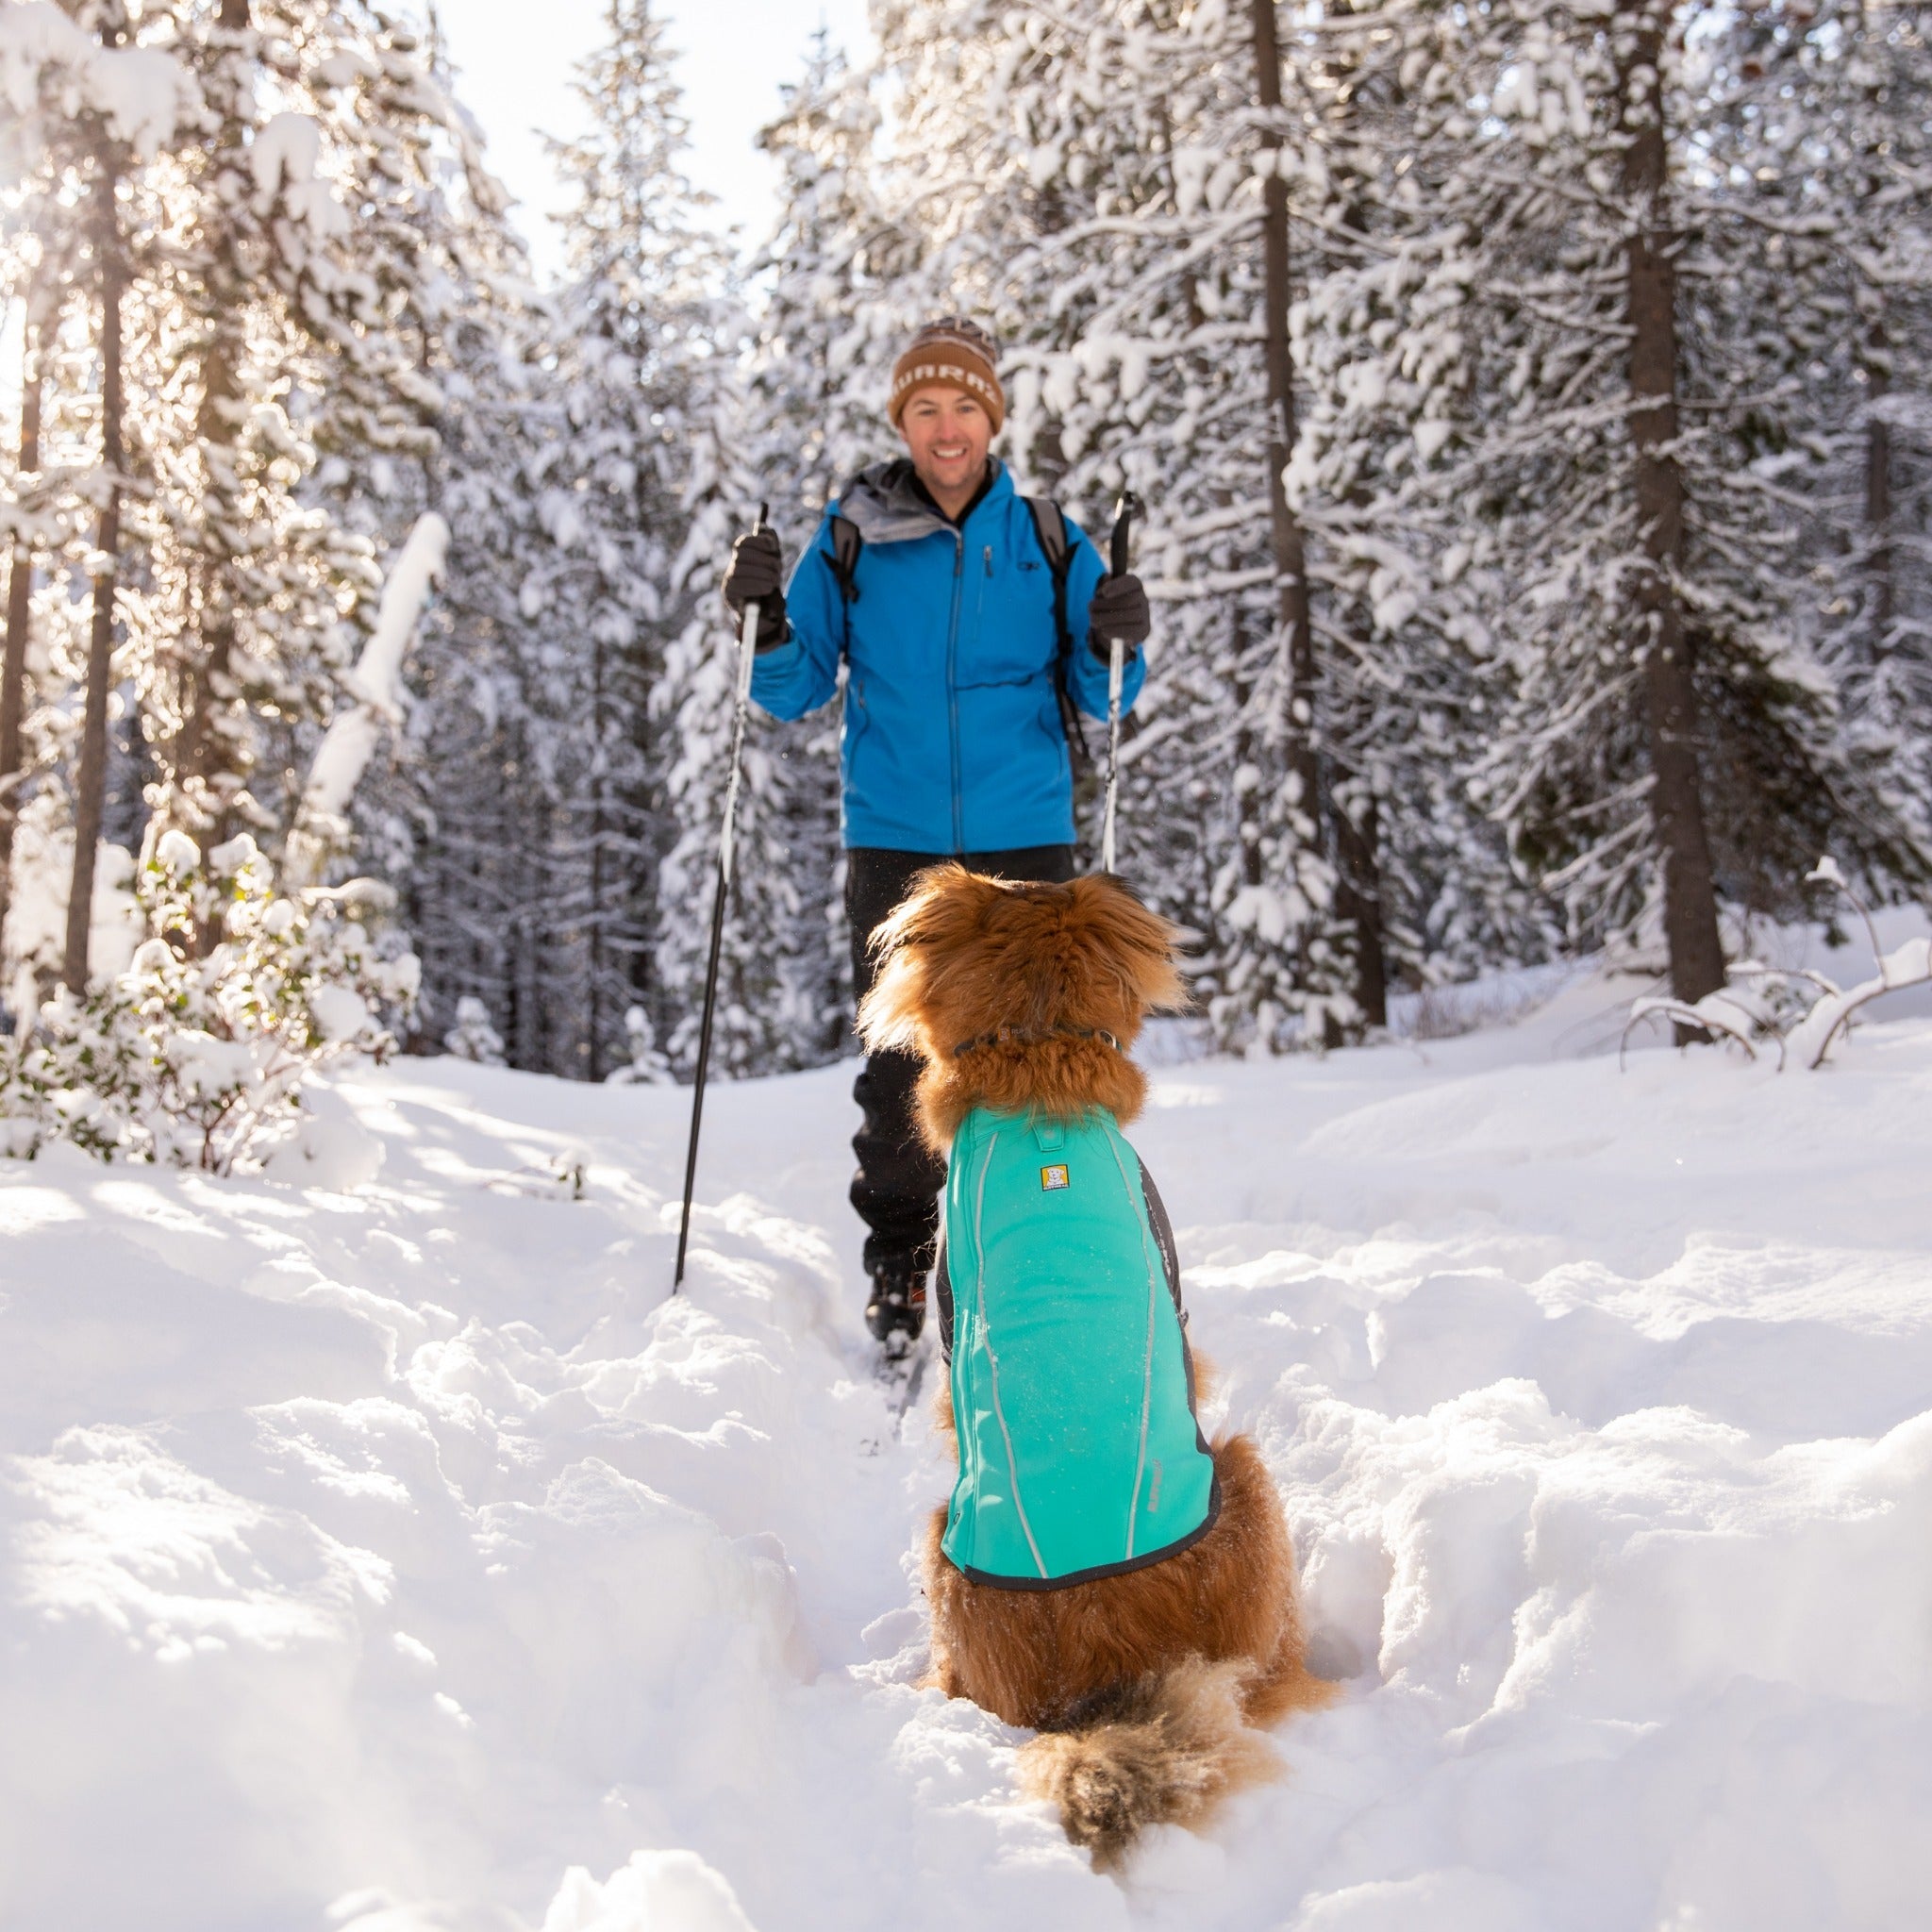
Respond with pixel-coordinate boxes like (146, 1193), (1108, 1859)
(858, 865), (1329, 1868)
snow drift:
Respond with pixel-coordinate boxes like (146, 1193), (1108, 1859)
(3, 958), (1931, 1930)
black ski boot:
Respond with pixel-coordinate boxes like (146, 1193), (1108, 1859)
(865, 1257), (927, 1357)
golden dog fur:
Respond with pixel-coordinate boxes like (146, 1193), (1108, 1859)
(858, 865), (1330, 1868)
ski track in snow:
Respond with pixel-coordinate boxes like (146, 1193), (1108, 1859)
(5, 966), (1932, 1931)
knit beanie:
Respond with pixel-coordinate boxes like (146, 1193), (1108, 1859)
(888, 317), (1007, 433)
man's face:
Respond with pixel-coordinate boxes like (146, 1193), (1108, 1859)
(899, 387), (992, 501)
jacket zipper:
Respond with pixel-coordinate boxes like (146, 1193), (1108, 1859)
(947, 529), (965, 852)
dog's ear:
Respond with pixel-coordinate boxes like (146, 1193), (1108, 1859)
(1069, 874), (1190, 1015)
(856, 863), (1003, 1055)
(856, 947), (924, 1053)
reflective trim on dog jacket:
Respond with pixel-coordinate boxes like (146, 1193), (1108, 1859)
(938, 1106), (1219, 1590)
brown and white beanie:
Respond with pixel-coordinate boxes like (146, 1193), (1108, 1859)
(888, 317), (1007, 433)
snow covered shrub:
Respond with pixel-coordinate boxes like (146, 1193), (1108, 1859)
(1783, 862), (1932, 1069)
(442, 996), (508, 1065)
(0, 797), (147, 1016)
(550, 1143), (591, 1200)
(1623, 858), (1932, 1070)
(0, 832), (418, 1172)
(606, 1005), (673, 1085)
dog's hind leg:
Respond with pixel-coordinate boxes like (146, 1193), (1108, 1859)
(921, 1507), (969, 1700)
(922, 1520), (1070, 1724)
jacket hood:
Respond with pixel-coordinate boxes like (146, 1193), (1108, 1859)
(840, 457), (1010, 546)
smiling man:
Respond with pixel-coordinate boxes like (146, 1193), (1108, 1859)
(722, 316), (1153, 1355)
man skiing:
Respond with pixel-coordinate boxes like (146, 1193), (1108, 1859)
(721, 317), (1153, 1354)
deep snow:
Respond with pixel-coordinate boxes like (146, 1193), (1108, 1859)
(4, 946), (1932, 1932)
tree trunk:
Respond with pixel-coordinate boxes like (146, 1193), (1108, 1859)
(64, 139), (128, 994)
(1852, 0), (1895, 660)
(1231, 609), (1264, 891)
(1249, 0), (1341, 1046)
(0, 304), (42, 956)
(588, 631), (608, 1080)
(1333, 790), (1389, 1027)
(1249, 0), (1321, 854)
(1620, 8), (1725, 1017)
(1865, 331), (1894, 658)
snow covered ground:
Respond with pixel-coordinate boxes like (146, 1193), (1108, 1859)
(6, 940), (1932, 1932)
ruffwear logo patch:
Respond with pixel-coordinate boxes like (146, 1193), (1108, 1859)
(1041, 1164), (1070, 1191)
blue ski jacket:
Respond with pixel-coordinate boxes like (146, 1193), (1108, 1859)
(749, 458), (1146, 853)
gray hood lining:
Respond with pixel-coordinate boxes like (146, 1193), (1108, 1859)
(837, 458), (987, 547)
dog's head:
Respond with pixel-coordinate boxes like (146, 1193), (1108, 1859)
(858, 866), (1188, 1148)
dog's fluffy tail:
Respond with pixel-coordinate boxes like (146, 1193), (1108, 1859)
(1018, 1657), (1280, 1870)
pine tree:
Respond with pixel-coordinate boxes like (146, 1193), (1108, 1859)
(339, 0), (702, 1082)
(749, 32), (909, 522)
(142, 0), (392, 854)
(1403, 0), (1932, 1000)
(1280, 1), (1565, 989)
(652, 362), (826, 1077)
(1703, 0), (1932, 885)
(0, 0), (541, 1048)
(547, 0), (763, 1080)
(380, 280), (558, 1064)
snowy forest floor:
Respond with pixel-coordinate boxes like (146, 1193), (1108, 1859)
(6, 935), (1932, 1932)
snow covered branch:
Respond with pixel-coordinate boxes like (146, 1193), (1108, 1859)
(1623, 858), (1932, 1072)
(0, 4), (200, 160)
(1784, 861), (1932, 1070)
(285, 513), (449, 891)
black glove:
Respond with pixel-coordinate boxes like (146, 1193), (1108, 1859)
(1087, 572), (1151, 659)
(722, 528), (788, 650)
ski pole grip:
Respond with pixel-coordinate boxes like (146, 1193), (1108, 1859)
(1108, 491), (1141, 579)
(735, 505), (772, 668)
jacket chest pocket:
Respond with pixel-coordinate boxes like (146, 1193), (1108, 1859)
(959, 542), (1058, 688)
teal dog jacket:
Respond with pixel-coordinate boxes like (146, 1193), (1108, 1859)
(935, 1105), (1218, 1589)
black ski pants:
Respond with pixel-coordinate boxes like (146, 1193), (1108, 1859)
(846, 843), (1076, 1277)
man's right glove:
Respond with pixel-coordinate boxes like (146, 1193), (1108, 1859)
(722, 528), (789, 651)
(1086, 571), (1152, 659)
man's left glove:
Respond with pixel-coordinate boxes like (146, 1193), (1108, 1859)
(1087, 572), (1151, 659)
(722, 528), (789, 651)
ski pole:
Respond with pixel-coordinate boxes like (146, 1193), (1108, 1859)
(1101, 491), (1141, 874)
(674, 504), (769, 1291)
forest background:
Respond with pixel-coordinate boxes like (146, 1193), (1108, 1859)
(2, 0), (1929, 1107)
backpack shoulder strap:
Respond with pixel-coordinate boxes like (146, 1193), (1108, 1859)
(1023, 494), (1091, 771)
(828, 511), (862, 605)
(1025, 494), (1070, 579)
